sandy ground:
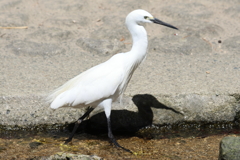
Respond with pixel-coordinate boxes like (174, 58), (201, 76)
(1, 0), (240, 96)
(0, 130), (236, 160)
(0, 0), (240, 126)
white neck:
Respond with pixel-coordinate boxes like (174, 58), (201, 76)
(118, 22), (149, 94)
(127, 23), (148, 62)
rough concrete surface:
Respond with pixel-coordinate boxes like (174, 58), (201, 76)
(0, 0), (240, 129)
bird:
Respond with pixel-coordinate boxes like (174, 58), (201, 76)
(47, 9), (178, 153)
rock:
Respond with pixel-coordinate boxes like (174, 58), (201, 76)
(155, 94), (237, 122)
(41, 152), (103, 160)
(66, 94), (239, 136)
(0, 96), (84, 127)
(0, 146), (6, 152)
(29, 141), (43, 149)
(0, 93), (239, 130)
(80, 94), (183, 134)
(219, 136), (240, 160)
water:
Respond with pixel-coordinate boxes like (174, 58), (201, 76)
(136, 121), (240, 139)
(0, 121), (239, 159)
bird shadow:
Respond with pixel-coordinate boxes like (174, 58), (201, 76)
(66, 94), (182, 135)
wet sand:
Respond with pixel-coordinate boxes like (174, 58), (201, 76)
(0, 132), (233, 160)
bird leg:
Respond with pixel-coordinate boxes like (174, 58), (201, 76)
(107, 117), (132, 153)
(64, 107), (94, 144)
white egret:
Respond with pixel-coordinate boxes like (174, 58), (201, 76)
(47, 9), (178, 153)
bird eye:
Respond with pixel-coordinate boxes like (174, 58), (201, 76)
(144, 16), (148, 19)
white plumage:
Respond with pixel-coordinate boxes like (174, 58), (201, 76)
(47, 9), (177, 152)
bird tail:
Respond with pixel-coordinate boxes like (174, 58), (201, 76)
(46, 73), (82, 104)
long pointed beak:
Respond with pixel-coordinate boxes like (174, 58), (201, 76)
(151, 18), (178, 30)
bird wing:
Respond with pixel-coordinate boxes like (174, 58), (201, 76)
(50, 54), (125, 109)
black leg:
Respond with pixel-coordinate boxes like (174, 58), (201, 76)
(65, 107), (94, 144)
(107, 117), (132, 153)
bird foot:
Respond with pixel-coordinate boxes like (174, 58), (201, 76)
(110, 138), (132, 153)
(116, 145), (133, 154)
(63, 138), (72, 144)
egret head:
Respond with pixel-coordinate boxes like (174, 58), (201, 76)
(126, 9), (178, 30)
